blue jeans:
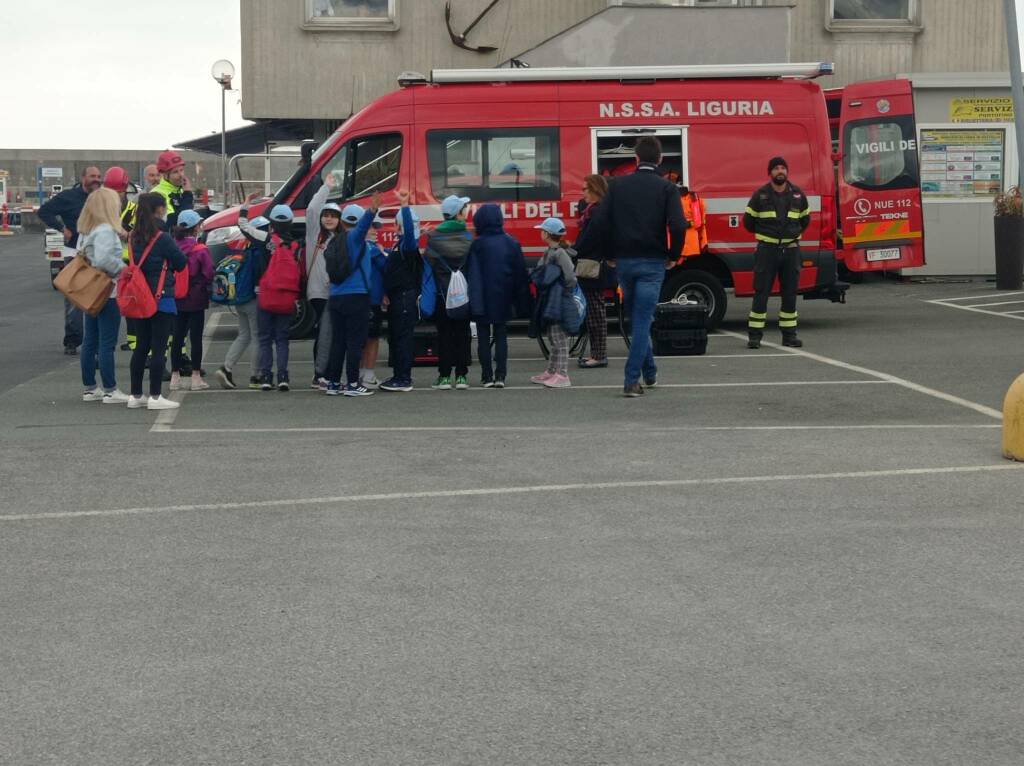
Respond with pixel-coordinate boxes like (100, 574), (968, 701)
(476, 322), (508, 382)
(327, 293), (370, 385)
(388, 289), (418, 382)
(63, 297), (83, 349)
(257, 309), (292, 382)
(80, 298), (121, 390)
(617, 258), (665, 386)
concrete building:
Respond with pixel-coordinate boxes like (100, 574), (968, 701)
(240, 1), (1008, 125)
(235, 0), (1014, 274)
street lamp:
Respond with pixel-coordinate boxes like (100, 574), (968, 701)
(211, 59), (235, 207)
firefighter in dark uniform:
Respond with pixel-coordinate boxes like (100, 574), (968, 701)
(743, 156), (811, 349)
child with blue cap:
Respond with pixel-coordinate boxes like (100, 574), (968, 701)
(169, 209), (214, 392)
(238, 193), (301, 391)
(423, 194), (473, 390)
(325, 192), (383, 397)
(531, 217), (578, 388)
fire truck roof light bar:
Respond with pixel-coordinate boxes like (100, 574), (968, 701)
(428, 62), (835, 84)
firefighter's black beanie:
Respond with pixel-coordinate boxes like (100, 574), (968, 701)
(768, 156), (788, 174)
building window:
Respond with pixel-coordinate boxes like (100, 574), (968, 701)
(832, 0), (909, 19)
(427, 128), (560, 202)
(304, 0), (399, 32)
(828, 0), (918, 29)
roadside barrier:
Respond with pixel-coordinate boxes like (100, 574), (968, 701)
(0, 204), (22, 235)
(1004, 373), (1024, 461)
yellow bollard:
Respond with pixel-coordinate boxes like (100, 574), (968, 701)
(1002, 372), (1024, 461)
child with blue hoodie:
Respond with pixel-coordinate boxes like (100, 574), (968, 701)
(359, 213), (389, 388)
(325, 192), (382, 397)
(466, 204), (529, 388)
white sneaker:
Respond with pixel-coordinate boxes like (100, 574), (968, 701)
(147, 395), (180, 410)
(82, 388), (104, 402)
(102, 389), (130, 404)
(127, 395), (149, 409)
(191, 378), (210, 391)
(169, 374), (188, 391)
(360, 374), (380, 388)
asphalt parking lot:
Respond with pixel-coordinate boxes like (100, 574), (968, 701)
(2, 230), (1023, 765)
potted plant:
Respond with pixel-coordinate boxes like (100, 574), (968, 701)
(994, 186), (1024, 290)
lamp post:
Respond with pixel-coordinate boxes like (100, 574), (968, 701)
(211, 59), (235, 207)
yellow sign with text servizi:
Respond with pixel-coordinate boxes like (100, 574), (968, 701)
(950, 98), (1014, 123)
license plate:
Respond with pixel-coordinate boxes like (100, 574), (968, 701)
(866, 247), (901, 263)
(45, 233), (64, 250)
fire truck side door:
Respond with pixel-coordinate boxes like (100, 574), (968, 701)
(837, 79), (925, 271)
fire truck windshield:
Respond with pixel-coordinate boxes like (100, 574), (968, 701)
(843, 115), (919, 192)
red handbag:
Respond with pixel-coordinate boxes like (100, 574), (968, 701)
(174, 262), (190, 300)
(117, 236), (166, 319)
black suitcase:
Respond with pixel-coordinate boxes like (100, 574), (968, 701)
(651, 300), (708, 356)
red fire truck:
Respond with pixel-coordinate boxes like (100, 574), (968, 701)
(203, 62), (924, 334)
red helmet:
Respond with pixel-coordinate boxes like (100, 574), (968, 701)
(156, 150), (185, 173)
(103, 166), (130, 193)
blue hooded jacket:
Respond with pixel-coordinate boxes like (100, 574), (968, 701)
(465, 204), (530, 323)
(329, 208), (379, 297)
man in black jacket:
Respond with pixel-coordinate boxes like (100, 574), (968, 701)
(743, 156), (811, 349)
(595, 137), (687, 397)
(38, 166), (101, 353)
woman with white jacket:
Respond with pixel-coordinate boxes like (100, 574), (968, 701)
(305, 173), (342, 387)
(75, 187), (128, 403)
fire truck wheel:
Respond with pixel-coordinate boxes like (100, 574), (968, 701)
(289, 298), (317, 340)
(661, 269), (727, 330)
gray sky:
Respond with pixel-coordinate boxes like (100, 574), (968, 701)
(3, 1), (1024, 151)
(3, 0), (246, 150)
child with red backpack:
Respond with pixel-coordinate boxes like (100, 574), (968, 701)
(240, 204), (304, 391)
(121, 192), (188, 410)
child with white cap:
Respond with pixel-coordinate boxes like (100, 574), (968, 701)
(531, 217), (578, 388)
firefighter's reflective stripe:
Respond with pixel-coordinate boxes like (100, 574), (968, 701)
(747, 310), (767, 330)
(754, 233), (799, 245)
(745, 206), (776, 219)
(778, 310), (799, 329)
(787, 208), (810, 219)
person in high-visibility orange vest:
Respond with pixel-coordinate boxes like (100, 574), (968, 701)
(678, 185), (707, 260)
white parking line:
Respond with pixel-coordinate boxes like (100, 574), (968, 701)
(3, 463), (1020, 523)
(925, 297), (1024, 322)
(962, 300), (1024, 308)
(932, 291), (1024, 301)
(150, 312), (224, 433)
(162, 423), (999, 434)
(165, 379), (888, 400)
(717, 330), (1003, 419)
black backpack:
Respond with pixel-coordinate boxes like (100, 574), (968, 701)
(323, 232), (350, 284)
(324, 232), (369, 288)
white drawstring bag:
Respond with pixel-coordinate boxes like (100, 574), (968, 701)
(445, 269), (470, 319)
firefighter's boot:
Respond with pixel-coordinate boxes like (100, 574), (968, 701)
(747, 331), (763, 350)
(782, 331), (803, 348)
